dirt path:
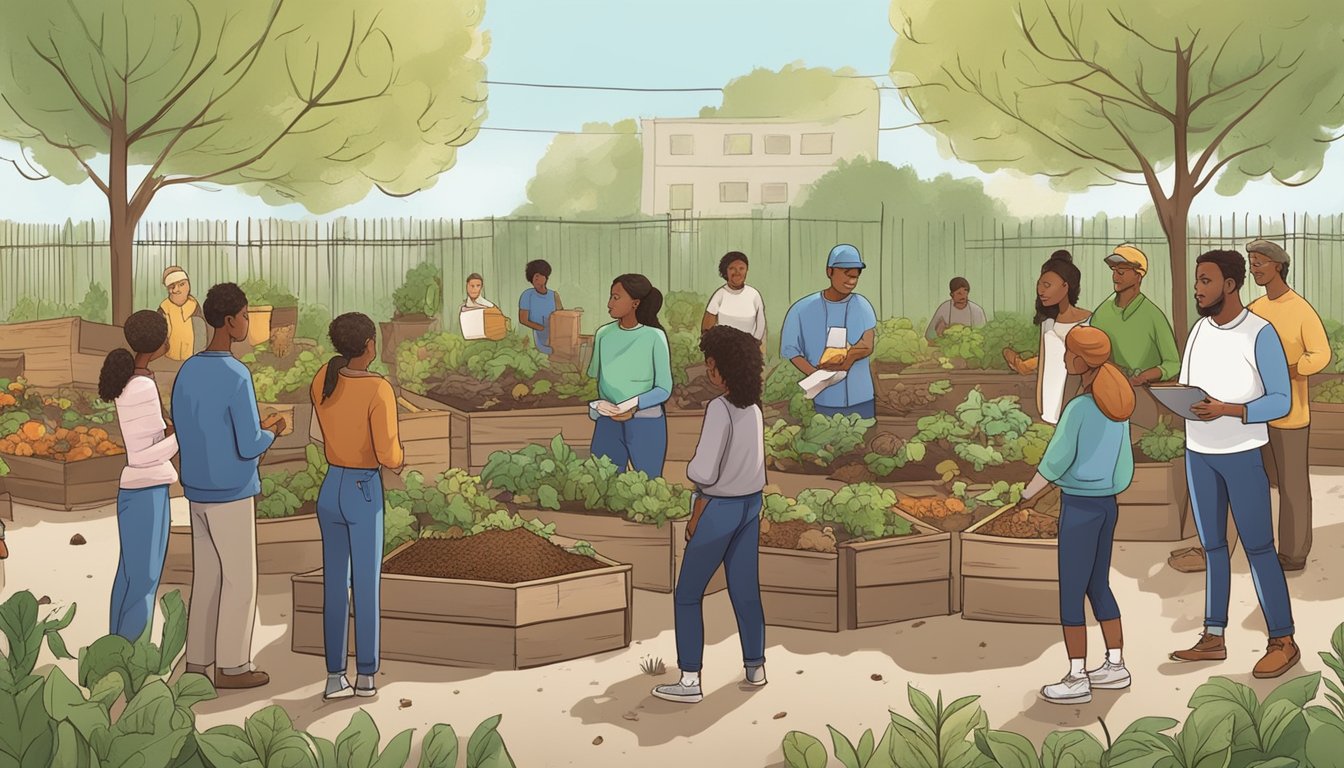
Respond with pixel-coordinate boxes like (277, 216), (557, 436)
(4, 468), (1343, 767)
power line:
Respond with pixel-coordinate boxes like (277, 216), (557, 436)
(482, 72), (894, 93)
(480, 126), (635, 135)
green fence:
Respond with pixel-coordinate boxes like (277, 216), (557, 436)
(3, 212), (1343, 333)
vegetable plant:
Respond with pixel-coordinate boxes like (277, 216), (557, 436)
(256, 444), (328, 519)
(6, 282), (110, 324)
(864, 389), (1046, 478)
(764, 484), (912, 541)
(766, 413), (875, 469)
(668, 329), (703, 387)
(1326, 319), (1344, 373)
(872, 317), (929, 365)
(238, 278), (298, 308)
(662, 291), (707, 333)
(1137, 417), (1186, 462)
(249, 348), (325, 402)
(298, 302), (332, 341)
(1314, 379), (1344, 404)
(763, 361), (804, 404)
(391, 261), (444, 319)
(932, 324), (985, 366)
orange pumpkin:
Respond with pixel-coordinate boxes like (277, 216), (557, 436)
(19, 421), (45, 441)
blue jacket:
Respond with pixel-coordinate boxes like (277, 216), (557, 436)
(171, 352), (276, 503)
(1038, 395), (1134, 497)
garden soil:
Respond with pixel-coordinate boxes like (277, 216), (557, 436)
(6, 471), (1344, 768)
(382, 528), (603, 583)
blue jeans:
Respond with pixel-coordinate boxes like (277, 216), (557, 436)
(109, 485), (171, 641)
(1187, 449), (1295, 637)
(591, 414), (667, 477)
(318, 466), (385, 675)
(814, 400), (875, 420)
(1057, 493), (1121, 627)
(674, 493), (766, 673)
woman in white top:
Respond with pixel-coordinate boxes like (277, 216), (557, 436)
(98, 310), (178, 641)
(1003, 251), (1092, 424)
(461, 273), (495, 310)
(702, 252), (767, 343)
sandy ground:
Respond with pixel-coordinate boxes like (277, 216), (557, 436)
(3, 468), (1344, 767)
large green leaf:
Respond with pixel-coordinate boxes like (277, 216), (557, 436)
(198, 726), (264, 768)
(0, 680), (56, 768)
(1041, 730), (1104, 768)
(975, 729), (1040, 768)
(371, 728), (414, 768)
(42, 667), (109, 741)
(1176, 708), (1234, 768)
(417, 724), (458, 768)
(783, 731), (829, 768)
(334, 710), (380, 768)
(465, 714), (515, 768)
(1256, 700), (1308, 761)
(1306, 717), (1344, 768)
(0, 592), (43, 687)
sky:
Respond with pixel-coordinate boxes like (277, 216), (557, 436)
(1, 0), (1343, 223)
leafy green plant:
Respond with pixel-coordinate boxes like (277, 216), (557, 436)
(1325, 319), (1344, 374)
(6, 283), (110, 324)
(669, 329), (703, 387)
(298, 302), (333, 341)
(384, 504), (418, 555)
(662, 291), (707, 334)
(383, 468), (504, 535)
(239, 278), (298, 308)
(1137, 417), (1186, 462)
(977, 313), (1038, 369)
(766, 484), (910, 541)
(469, 510), (559, 539)
(250, 349), (325, 402)
(952, 480), (1025, 511)
(766, 413), (874, 468)
(1314, 379), (1344, 404)
(933, 324), (985, 366)
(256, 444), (328, 519)
(392, 261), (444, 318)
(764, 361), (805, 404)
(873, 317), (930, 365)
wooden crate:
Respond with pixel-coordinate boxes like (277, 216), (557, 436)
(291, 536), (632, 669)
(396, 395), (453, 477)
(0, 317), (124, 388)
(380, 317), (439, 365)
(163, 512), (323, 585)
(520, 507), (724, 594)
(1310, 403), (1344, 468)
(1116, 460), (1193, 541)
(1, 454), (123, 511)
(961, 497), (1059, 625)
(759, 508), (951, 631)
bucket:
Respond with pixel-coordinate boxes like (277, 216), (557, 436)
(247, 305), (274, 346)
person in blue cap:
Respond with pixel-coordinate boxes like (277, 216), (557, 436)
(779, 244), (878, 419)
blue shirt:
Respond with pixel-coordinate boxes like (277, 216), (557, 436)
(171, 352), (277, 503)
(1038, 395), (1134, 497)
(779, 292), (877, 408)
(519, 288), (557, 354)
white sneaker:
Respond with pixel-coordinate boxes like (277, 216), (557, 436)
(323, 675), (354, 701)
(1040, 674), (1092, 704)
(652, 681), (703, 703)
(745, 665), (767, 686)
(355, 674), (377, 698)
(1087, 661), (1131, 690)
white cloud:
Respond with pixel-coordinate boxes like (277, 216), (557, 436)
(983, 171), (1070, 217)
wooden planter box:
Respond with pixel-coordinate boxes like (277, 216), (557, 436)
(290, 536), (633, 669)
(381, 316), (439, 365)
(1310, 403), (1344, 467)
(396, 395), (453, 478)
(0, 317), (124, 388)
(961, 501), (1059, 625)
(0, 352), (23, 380)
(1116, 460), (1193, 541)
(0, 454), (123, 511)
(163, 512), (322, 585)
(759, 508), (951, 631)
(521, 507), (724, 594)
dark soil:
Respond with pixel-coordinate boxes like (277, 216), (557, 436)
(826, 436), (1036, 486)
(424, 370), (580, 411)
(759, 519), (856, 551)
(976, 510), (1058, 539)
(670, 371), (719, 412)
(875, 373), (1035, 418)
(381, 527), (604, 583)
(897, 505), (993, 534)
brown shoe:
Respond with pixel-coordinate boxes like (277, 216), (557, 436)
(1168, 547), (1207, 573)
(215, 670), (270, 690)
(1170, 632), (1227, 662)
(1253, 637), (1301, 679)
(1278, 554), (1306, 572)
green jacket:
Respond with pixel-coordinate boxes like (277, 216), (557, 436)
(1090, 293), (1181, 381)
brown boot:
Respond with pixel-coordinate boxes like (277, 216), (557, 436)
(1168, 547), (1207, 573)
(1253, 636), (1301, 679)
(1170, 632), (1227, 662)
(215, 670), (270, 690)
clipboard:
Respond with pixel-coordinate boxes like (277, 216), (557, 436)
(1148, 384), (1210, 421)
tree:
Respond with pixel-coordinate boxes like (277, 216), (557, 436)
(0, 0), (489, 324)
(795, 158), (1010, 222)
(515, 64), (879, 217)
(889, 0), (1344, 338)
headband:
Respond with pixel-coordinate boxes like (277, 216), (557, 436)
(163, 270), (188, 287)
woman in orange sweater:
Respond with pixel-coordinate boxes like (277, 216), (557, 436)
(309, 313), (404, 700)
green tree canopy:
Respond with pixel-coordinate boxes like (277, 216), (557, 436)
(889, 0), (1344, 338)
(795, 158), (1010, 222)
(703, 62), (878, 121)
(0, 0), (489, 323)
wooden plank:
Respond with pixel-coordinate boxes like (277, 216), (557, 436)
(2, 455), (74, 485)
(0, 318), (77, 387)
(761, 589), (840, 632)
(949, 531), (963, 614)
(664, 410), (703, 463)
(960, 536), (1056, 579)
(759, 548), (836, 593)
(514, 569), (631, 626)
(849, 535), (950, 587)
(293, 610), (519, 668)
(961, 577), (1060, 624)
(515, 610), (630, 668)
(853, 581), (951, 628)
(1118, 462), (1185, 506)
(255, 513), (319, 546)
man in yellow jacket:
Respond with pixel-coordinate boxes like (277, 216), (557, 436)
(159, 266), (201, 361)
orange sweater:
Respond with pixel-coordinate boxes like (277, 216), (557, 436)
(310, 365), (404, 469)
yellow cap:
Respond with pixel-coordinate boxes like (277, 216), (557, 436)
(1105, 244), (1148, 276)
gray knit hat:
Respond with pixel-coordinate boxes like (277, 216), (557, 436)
(1246, 239), (1290, 265)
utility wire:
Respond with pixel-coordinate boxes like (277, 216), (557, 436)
(482, 72), (893, 92)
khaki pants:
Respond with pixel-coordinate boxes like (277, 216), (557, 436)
(186, 499), (259, 674)
(1261, 426), (1312, 564)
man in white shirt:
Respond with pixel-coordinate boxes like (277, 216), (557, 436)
(461, 273), (495, 310)
(702, 251), (767, 343)
(925, 276), (987, 340)
(1167, 250), (1298, 680)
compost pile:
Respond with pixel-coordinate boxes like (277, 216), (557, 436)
(897, 496), (987, 533)
(977, 493), (1060, 539)
(759, 518), (853, 553)
(874, 382), (938, 416)
(382, 528), (603, 583)
(424, 371), (582, 411)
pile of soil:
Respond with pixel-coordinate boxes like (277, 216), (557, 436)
(382, 528), (603, 583)
(424, 370), (580, 412)
(759, 519), (855, 552)
(827, 435), (1035, 487)
(976, 509), (1057, 539)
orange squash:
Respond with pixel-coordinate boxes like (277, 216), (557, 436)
(19, 421), (45, 441)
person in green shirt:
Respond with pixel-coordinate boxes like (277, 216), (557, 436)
(588, 274), (674, 478)
(1089, 244), (1181, 429)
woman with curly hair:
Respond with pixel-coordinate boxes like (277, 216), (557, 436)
(702, 251), (767, 344)
(99, 309), (177, 641)
(653, 325), (767, 704)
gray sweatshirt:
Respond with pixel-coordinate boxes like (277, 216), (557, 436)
(687, 396), (766, 498)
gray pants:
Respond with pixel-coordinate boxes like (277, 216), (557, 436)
(186, 498), (259, 674)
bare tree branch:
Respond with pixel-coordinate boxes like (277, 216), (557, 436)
(1193, 141), (1270, 195)
(1189, 70), (1293, 183)
(1106, 9), (1181, 54)
(28, 36), (112, 127)
(1096, 100), (1169, 206)
(1, 149), (50, 181)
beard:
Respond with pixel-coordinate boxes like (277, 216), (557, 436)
(1195, 295), (1225, 318)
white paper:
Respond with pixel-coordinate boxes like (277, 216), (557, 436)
(799, 369), (847, 400)
(825, 327), (848, 348)
(590, 396), (640, 416)
(460, 308), (486, 340)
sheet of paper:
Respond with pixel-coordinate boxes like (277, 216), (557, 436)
(825, 327), (847, 348)
(460, 308), (486, 339)
(799, 369), (847, 400)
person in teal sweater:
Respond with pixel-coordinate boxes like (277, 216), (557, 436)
(588, 274), (673, 477)
(1019, 324), (1136, 706)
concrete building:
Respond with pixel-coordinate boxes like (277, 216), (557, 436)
(640, 115), (878, 216)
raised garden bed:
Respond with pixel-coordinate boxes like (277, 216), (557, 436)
(758, 488), (951, 631)
(1311, 380), (1344, 467)
(0, 383), (125, 510)
(0, 317), (123, 388)
(960, 488), (1061, 624)
(1116, 420), (1192, 542)
(291, 528), (632, 669)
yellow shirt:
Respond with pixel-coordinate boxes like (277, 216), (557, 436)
(160, 297), (198, 361)
(1249, 290), (1332, 430)
(310, 364), (404, 470)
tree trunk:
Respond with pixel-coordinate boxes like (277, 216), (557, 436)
(1166, 203), (1191, 348)
(108, 120), (134, 327)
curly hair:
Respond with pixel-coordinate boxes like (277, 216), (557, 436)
(699, 325), (763, 409)
(525, 259), (552, 283)
(1196, 250), (1247, 291)
(718, 251), (748, 280)
(322, 313), (378, 402)
(203, 282), (248, 328)
(98, 310), (168, 402)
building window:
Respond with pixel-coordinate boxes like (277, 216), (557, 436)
(669, 184), (694, 211)
(800, 133), (834, 155)
(761, 183), (789, 204)
(724, 133), (752, 155)
(719, 182), (749, 203)
(669, 134), (694, 155)
(764, 135), (791, 155)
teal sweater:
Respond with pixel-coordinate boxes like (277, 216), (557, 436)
(1037, 395), (1134, 497)
(587, 323), (672, 411)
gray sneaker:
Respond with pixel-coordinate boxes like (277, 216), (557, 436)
(652, 681), (703, 703)
(1087, 661), (1132, 690)
(745, 665), (767, 686)
(355, 674), (377, 698)
(323, 675), (354, 701)
(1041, 674), (1092, 704)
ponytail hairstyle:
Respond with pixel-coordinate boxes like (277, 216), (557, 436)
(1034, 251), (1083, 325)
(700, 326), (763, 409)
(322, 312), (377, 403)
(612, 274), (663, 330)
(1065, 326), (1135, 422)
(98, 310), (169, 402)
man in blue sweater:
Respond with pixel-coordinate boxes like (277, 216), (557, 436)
(172, 283), (286, 690)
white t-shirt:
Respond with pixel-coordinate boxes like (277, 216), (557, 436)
(1179, 310), (1275, 454)
(1040, 318), (1087, 425)
(462, 296), (495, 310)
(705, 284), (766, 340)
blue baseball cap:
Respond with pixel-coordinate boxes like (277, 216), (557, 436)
(826, 243), (865, 270)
